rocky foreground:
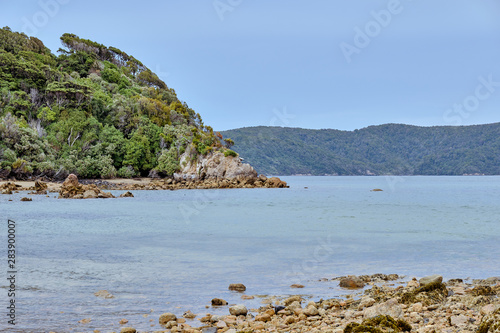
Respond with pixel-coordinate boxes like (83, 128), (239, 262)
(109, 274), (500, 333)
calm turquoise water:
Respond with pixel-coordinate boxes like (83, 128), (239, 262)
(1, 176), (500, 332)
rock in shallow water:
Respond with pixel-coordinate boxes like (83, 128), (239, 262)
(229, 304), (248, 316)
(94, 290), (114, 299)
(228, 283), (246, 291)
(339, 276), (365, 289)
(211, 298), (227, 306)
(159, 312), (177, 325)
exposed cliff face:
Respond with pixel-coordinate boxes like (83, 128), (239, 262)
(175, 152), (258, 181)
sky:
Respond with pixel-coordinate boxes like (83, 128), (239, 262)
(1, 0), (500, 131)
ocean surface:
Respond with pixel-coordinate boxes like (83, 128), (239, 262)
(1, 176), (499, 332)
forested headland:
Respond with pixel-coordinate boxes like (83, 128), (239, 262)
(0, 27), (237, 180)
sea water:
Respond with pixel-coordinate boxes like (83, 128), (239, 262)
(1, 176), (499, 332)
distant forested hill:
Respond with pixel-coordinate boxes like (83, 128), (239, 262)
(221, 123), (500, 175)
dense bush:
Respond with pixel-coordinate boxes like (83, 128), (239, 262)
(0, 27), (235, 179)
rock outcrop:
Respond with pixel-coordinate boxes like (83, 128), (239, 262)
(59, 174), (115, 199)
(177, 151), (257, 181)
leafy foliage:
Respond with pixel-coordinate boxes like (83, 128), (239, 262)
(0, 27), (222, 179)
(222, 124), (500, 175)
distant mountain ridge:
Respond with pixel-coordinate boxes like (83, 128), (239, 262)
(221, 123), (500, 175)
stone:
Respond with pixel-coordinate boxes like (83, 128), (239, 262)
(266, 177), (288, 188)
(287, 301), (302, 310)
(216, 320), (227, 328)
(407, 278), (420, 288)
(62, 174), (79, 188)
(159, 313), (177, 325)
(83, 190), (98, 199)
(229, 304), (247, 316)
(120, 328), (136, 333)
(34, 180), (48, 194)
(228, 283), (246, 292)
(201, 328), (217, 333)
(241, 295), (254, 300)
(119, 319), (129, 324)
(409, 302), (423, 313)
(339, 276), (365, 289)
(482, 304), (500, 316)
(290, 284), (305, 288)
(183, 310), (196, 319)
(419, 275), (443, 287)
(358, 297), (376, 309)
(119, 191), (134, 197)
(255, 313), (271, 322)
(94, 290), (114, 299)
(363, 298), (403, 319)
(284, 296), (302, 305)
(303, 306), (320, 317)
(78, 318), (91, 324)
(211, 298), (228, 306)
(450, 314), (468, 326)
(20, 197), (32, 201)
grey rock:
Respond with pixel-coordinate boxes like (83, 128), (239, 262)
(229, 304), (248, 316)
(419, 274), (443, 287)
(363, 298), (403, 319)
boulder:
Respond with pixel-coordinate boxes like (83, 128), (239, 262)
(159, 313), (177, 326)
(229, 304), (247, 316)
(182, 310), (196, 319)
(419, 274), (442, 287)
(120, 328), (136, 333)
(228, 283), (246, 292)
(363, 298), (403, 319)
(303, 305), (319, 317)
(62, 173), (79, 188)
(119, 191), (134, 197)
(59, 175), (115, 199)
(34, 180), (48, 194)
(339, 276), (365, 289)
(211, 298), (228, 306)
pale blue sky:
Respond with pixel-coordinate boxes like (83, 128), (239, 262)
(1, 0), (500, 130)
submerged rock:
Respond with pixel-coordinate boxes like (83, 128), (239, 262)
(228, 283), (246, 292)
(94, 290), (114, 299)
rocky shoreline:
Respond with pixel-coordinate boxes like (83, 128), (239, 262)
(134, 274), (499, 333)
(65, 274), (500, 333)
(0, 173), (288, 200)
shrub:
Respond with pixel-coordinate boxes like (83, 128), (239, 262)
(224, 149), (238, 157)
(117, 165), (136, 178)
